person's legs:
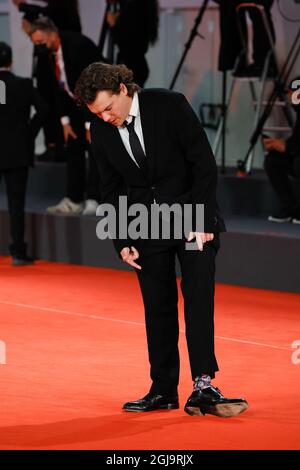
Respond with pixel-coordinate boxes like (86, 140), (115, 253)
(135, 243), (180, 396)
(264, 150), (297, 216)
(66, 106), (87, 204)
(290, 156), (300, 222)
(3, 167), (29, 258)
(176, 237), (248, 417)
(86, 145), (101, 202)
(177, 238), (219, 381)
(46, 105), (87, 214)
(291, 156), (300, 179)
(41, 109), (66, 162)
(248, 0), (275, 68)
(219, 0), (246, 72)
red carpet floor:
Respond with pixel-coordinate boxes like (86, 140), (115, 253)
(0, 256), (299, 450)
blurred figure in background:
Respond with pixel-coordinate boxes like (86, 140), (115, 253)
(218, 0), (276, 78)
(106, 0), (159, 86)
(13, 0), (82, 33)
(264, 78), (300, 224)
(0, 42), (47, 265)
(29, 17), (102, 215)
(12, 0), (82, 162)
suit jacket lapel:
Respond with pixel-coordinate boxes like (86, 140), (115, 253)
(102, 121), (149, 183)
(60, 33), (73, 89)
(139, 91), (157, 184)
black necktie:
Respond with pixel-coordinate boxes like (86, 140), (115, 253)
(125, 116), (148, 174)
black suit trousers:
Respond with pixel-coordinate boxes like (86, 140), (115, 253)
(264, 150), (300, 209)
(65, 102), (100, 203)
(0, 167), (28, 257)
(135, 237), (220, 395)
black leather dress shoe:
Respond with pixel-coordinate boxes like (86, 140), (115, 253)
(123, 393), (179, 412)
(184, 385), (248, 418)
(12, 255), (35, 267)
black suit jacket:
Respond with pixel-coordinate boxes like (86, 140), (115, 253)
(0, 71), (47, 170)
(54, 31), (100, 118)
(91, 89), (226, 255)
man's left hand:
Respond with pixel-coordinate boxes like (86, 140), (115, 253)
(187, 232), (214, 251)
(263, 138), (286, 153)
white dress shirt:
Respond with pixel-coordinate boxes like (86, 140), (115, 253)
(118, 92), (146, 168)
(54, 46), (74, 126)
(54, 45), (74, 100)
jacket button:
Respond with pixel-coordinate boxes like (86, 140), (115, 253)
(151, 185), (156, 190)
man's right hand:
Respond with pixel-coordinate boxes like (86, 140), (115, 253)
(120, 246), (142, 270)
(63, 124), (78, 143)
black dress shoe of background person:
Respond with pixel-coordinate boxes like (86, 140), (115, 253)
(184, 385), (248, 418)
(292, 209), (300, 225)
(268, 206), (294, 223)
(12, 255), (35, 267)
(123, 393), (179, 412)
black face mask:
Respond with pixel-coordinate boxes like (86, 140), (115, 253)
(34, 44), (49, 57)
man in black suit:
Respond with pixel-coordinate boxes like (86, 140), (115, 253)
(13, 0), (82, 163)
(29, 17), (101, 215)
(75, 62), (248, 418)
(0, 42), (47, 265)
(264, 78), (300, 223)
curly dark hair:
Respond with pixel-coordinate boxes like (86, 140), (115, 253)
(74, 62), (140, 106)
(30, 16), (58, 34)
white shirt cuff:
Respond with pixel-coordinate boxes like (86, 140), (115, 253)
(61, 116), (70, 126)
(85, 122), (91, 131)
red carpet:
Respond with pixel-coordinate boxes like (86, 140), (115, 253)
(0, 256), (299, 450)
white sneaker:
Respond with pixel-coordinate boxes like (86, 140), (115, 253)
(82, 199), (99, 216)
(47, 197), (84, 214)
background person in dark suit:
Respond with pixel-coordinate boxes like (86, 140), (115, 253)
(264, 78), (300, 223)
(0, 42), (47, 265)
(106, 0), (159, 86)
(29, 17), (102, 215)
(75, 62), (248, 418)
(13, 0), (82, 163)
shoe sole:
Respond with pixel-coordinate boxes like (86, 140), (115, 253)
(184, 401), (248, 418)
(12, 261), (34, 267)
(268, 216), (292, 223)
(123, 403), (179, 413)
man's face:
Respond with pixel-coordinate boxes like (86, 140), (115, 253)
(31, 30), (57, 51)
(87, 84), (133, 127)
